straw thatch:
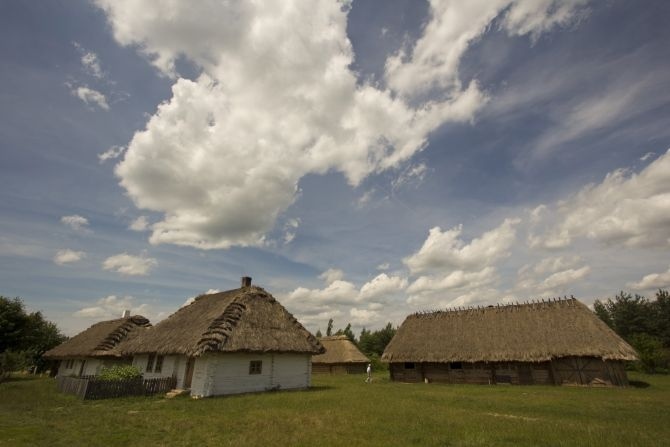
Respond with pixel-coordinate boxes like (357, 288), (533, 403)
(382, 298), (638, 363)
(43, 316), (151, 359)
(312, 336), (369, 364)
(121, 286), (324, 357)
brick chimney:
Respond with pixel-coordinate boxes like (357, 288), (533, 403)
(241, 276), (252, 288)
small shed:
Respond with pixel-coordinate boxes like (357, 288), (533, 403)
(43, 315), (151, 377)
(120, 279), (324, 397)
(312, 335), (369, 374)
(382, 298), (638, 386)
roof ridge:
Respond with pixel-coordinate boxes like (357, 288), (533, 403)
(195, 295), (248, 356)
(411, 296), (578, 318)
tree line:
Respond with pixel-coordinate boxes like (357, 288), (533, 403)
(0, 296), (67, 381)
(594, 289), (670, 373)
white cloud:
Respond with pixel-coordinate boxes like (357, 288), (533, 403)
(319, 268), (345, 285)
(514, 256), (590, 296)
(404, 218), (520, 274)
(98, 145), (126, 163)
(74, 295), (149, 319)
(93, 0), (580, 250)
(53, 249), (86, 265)
(74, 42), (104, 79)
(640, 152), (655, 162)
(384, 0), (588, 99)
(530, 148), (670, 249)
(71, 86), (109, 110)
(359, 273), (408, 301)
(61, 214), (90, 231)
(628, 265), (670, 291)
(102, 252), (157, 276)
(129, 216), (150, 232)
(376, 262), (390, 271)
(391, 162), (428, 191)
(181, 288), (221, 307)
(283, 218), (301, 244)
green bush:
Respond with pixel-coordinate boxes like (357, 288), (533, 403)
(0, 351), (29, 382)
(97, 365), (142, 381)
(630, 334), (668, 374)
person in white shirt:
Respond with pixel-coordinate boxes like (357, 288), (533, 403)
(365, 363), (372, 383)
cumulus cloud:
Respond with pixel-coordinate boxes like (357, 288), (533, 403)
(129, 216), (150, 232)
(102, 252), (157, 276)
(92, 0), (582, 250)
(61, 214), (90, 231)
(53, 249), (86, 265)
(391, 162), (428, 191)
(98, 145), (126, 163)
(530, 148), (670, 249)
(71, 86), (109, 110)
(182, 288), (221, 307)
(404, 218), (521, 274)
(628, 265), (670, 291)
(513, 256), (590, 297)
(74, 295), (149, 319)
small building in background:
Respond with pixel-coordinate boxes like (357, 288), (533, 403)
(120, 278), (325, 397)
(43, 314), (151, 377)
(382, 298), (638, 386)
(312, 335), (370, 374)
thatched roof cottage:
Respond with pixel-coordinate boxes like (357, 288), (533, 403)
(312, 335), (370, 374)
(120, 278), (324, 397)
(43, 314), (150, 377)
(382, 298), (638, 386)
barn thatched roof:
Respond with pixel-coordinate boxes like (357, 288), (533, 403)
(43, 315), (151, 359)
(382, 298), (638, 363)
(312, 336), (369, 364)
(120, 286), (324, 357)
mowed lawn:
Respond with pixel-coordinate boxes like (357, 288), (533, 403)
(1, 372), (669, 447)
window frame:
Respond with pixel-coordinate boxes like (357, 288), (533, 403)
(154, 355), (164, 373)
(146, 353), (156, 373)
(249, 360), (262, 375)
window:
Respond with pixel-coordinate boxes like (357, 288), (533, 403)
(146, 354), (156, 373)
(154, 355), (164, 373)
(249, 360), (262, 375)
(64, 359), (74, 369)
(450, 362), (463, 370)
(404, 362), (415, 370)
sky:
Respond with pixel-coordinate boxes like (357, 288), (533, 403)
(1, 0), (669, 337)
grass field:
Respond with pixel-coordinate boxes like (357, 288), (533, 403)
(1, 372), (669, 446)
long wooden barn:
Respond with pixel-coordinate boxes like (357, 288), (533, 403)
(312, 335), (369, 374)
(382, 298), (638, 386)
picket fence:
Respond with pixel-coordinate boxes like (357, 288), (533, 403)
(55, 375), (177, 400)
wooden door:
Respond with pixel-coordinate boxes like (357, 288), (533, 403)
(184, 357), (195, 388)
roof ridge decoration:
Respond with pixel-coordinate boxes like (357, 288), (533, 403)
(196, 296), (248, 355)
(94, 315), (151, 351)
(412, 296), (578, 318)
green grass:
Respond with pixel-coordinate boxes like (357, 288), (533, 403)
(1, 372), (669, 446)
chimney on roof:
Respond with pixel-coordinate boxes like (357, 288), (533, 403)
(241, 276), (252, 288)
(122, 309), (131, 318)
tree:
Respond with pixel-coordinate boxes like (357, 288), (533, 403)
(334, 323), (355, 343)
(315, 329), (322, 338)
(0, 296), (66, 376)
(593, 292), (654, 341)
(326, 319), (333, 337)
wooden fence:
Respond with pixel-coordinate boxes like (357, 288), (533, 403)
(56, 375), (177, 400)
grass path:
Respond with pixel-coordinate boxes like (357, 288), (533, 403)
(1, 372), (668, 446)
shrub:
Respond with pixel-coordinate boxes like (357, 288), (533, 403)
(630, 334), (668, 374)
(97, 365), (142, 381)
(0, 351), (29, 382)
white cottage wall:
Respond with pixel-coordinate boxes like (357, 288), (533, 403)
(271, 353), (311, 390)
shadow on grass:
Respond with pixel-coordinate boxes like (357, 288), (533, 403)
(1, 374), (46, 383)
(305, 385), (336, 392)
(629, 380), (651, 388)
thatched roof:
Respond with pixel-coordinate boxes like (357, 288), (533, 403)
(120, 286), (324, 357)
(382, 298), (638, 363)
(312, 336), (369, 364)
(43, 316), (151, 359)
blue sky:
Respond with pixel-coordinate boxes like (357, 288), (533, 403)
(1, 0), (669, 336)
